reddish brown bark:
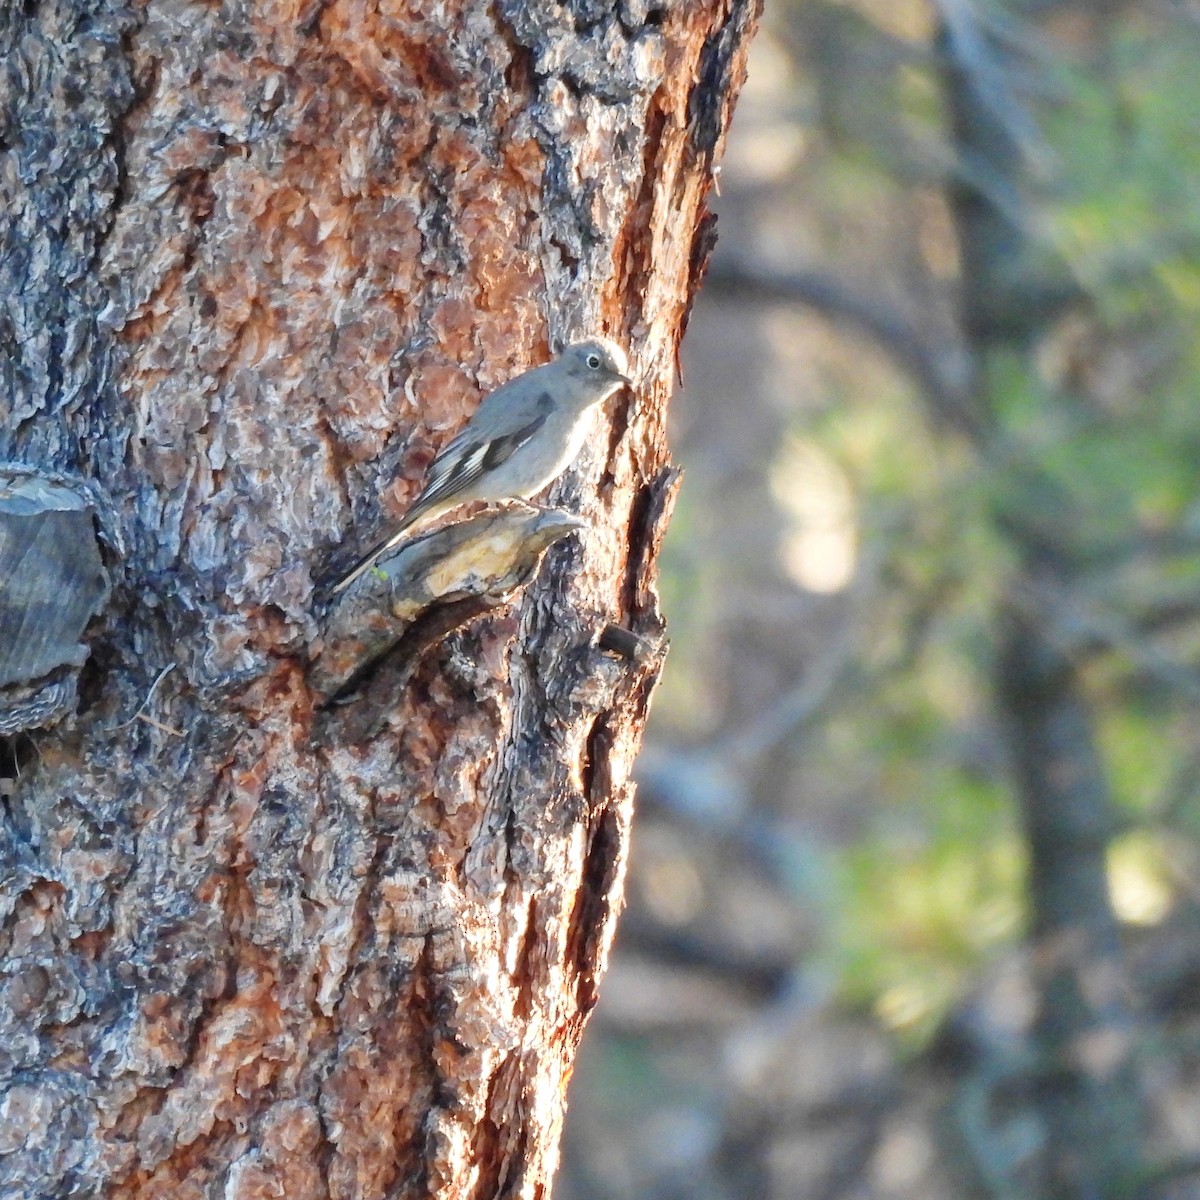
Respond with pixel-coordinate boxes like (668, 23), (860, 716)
(0, 1), (758, 1196)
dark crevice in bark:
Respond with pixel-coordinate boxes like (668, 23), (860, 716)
(313, 1091), (337, 1200)
(567, 798), (623, 1014)
(501, 21), (535, 96)
(619, 465), (679, 627)
(399, 938), (442, 1200)
(471, 1056), (519, 1200)
(496, 1113), (532, 1200)
(618, 480), (656, 621)
(0, 735), (37, 802)
(678, 206), (720, 363)
(686, 1), (762, 169)
(579, 711), (608, 806)
(297, 0), (335, 39)
(317, 600), (504, 741)
(418, 157), (467, 276)
(512, 894), (540, 1025)
(549, 232), (581, 275)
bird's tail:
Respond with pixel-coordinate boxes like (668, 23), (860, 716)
(327, 507), (424, 596)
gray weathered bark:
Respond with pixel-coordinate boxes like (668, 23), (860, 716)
(0, 1), (759, 1195)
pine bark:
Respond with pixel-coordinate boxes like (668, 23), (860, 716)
(0, 2), (759, 1196)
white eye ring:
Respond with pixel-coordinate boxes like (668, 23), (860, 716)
(586, 353), (601, 370)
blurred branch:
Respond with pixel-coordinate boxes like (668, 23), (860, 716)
(936, 0), (1059, 170)
(714, 531), (902, 768)
(614, 929), (792, 999)
(810, 1110), (891, 1200)
(704, 260), (983, 439)
(1012, 571), (1200, 703)
(1144, 1153), (1200, 1196)
(948, 1064), (1043, 1198)
(1151, 744), (1200, 832)
(715, 1079), (898, 1200)
(1065, 525), (1200, 571)
(1129, 594), (1200, 637)
(714, 605), (858, 766)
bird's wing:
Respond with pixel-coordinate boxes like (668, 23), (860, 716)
(414, 391), (554, 509)
(327, 391), (554, 597)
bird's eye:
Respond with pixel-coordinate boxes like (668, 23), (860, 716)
(586, 353), (601, 370)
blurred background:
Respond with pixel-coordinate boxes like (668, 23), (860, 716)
(560, 2), (1200, 1198)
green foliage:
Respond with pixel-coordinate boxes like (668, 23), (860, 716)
(830, 765), (1024, 1047)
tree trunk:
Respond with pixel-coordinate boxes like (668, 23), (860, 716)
(0, 2), (759, 1196)
(941, 7), (1146, 1195)
(996, 583), (1144, 1199)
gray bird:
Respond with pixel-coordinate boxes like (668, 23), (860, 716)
(330, 336), (631, 594)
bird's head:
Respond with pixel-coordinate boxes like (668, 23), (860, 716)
(559, 337), (632, 398)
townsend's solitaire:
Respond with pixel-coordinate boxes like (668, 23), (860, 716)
(330, 337), (631, 594)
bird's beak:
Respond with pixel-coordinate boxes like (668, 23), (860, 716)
(613, 369), (633, 387)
